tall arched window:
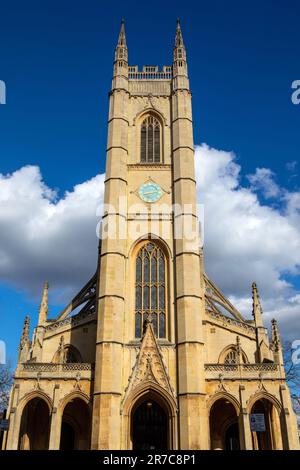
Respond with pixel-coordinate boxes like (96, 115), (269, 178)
(140, 116), (161, 163)
(135, 242), (166, 338)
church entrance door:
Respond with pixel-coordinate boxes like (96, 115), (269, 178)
(59, 398), (91, 450)
(132, 399), (168, 450)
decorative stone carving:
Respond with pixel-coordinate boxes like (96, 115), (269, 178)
(122, 320), (175, 406)
(74, 372), (81, 390)
(217, 373), (228, 392)
(206, 308), (256, 336)
(21, 363), (93, 372)
(35, 371), (42, 390)
(58, 336), (65, 363)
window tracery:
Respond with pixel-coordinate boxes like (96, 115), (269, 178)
(135, 242), (166, 338)
(140, 116), (161, 163)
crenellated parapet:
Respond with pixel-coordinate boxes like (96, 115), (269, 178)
(128, 65), (172, 80)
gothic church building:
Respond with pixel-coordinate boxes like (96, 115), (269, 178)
(3, 21), (299, 450)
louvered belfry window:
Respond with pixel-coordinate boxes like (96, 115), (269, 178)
(140, 116), (161, 163)
(135, 243), (166, 338)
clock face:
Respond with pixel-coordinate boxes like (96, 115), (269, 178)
(138, 182), (163, 203)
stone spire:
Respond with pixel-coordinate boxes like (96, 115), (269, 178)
(252, 282), (263, 328)
(173, 18), (186, 62)
(252, 282), (272, 362)
(271, 318), (284, 366)
(271, 318), (281, 351)
(22, 315), (30, 338)
(18, 315), (31, 363)
(172, 19), (189, 91)
(112, 19), (128, 91)
(175, 18), (184, 48)
(118, 19), (126, 47)
(38, 281), (49, 326)
(31, 284), (48, 361)
(115, 19), (128, 62)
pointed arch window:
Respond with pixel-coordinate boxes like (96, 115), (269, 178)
(224, 350), (238, 365)
(222, 348), (248, 365)
(135, 242), (166, 338)
(140, 116), (161, 163)
(52, 345), (82, 364)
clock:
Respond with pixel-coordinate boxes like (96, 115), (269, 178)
(138, 181), (163, 203)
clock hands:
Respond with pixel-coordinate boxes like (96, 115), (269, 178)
(143, 190), (158, 196)
(138, 182), (162, 202)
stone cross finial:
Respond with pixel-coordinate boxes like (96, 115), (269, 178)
(18, 315), (31, 363)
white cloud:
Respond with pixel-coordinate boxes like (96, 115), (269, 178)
(0, 145), (299, 340)
(196, 144), (300, 339)
(195, 145), (300, 295)
(231, 294), (300, 341)
(247, 167), (281, 199)
(0, 166), (104, 297)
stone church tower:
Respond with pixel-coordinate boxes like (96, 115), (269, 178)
(3, 21), (299, 451)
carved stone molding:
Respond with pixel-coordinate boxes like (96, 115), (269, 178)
(122, 322), (175, 408)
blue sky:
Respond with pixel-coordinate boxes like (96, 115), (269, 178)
(0, 0), (300, 366)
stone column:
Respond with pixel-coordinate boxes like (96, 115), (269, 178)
(239, 385), (253, 450)
(5, 384), (20, 450)
(279, 385), (300, 450)
(270, 403), (283, 450)
(48, 384), (61, 450)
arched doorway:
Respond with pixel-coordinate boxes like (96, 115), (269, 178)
(60, 422), (75, 450)
(18, 397), (51, 450)
(132, 398), (168, 450)
(250, 398), (282, 450)
(209, 398), (240, 450)
(224, 422), (240, 450)
(59, 398), (91, 450)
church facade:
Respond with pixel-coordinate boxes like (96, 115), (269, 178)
(3, 21), (299, 451)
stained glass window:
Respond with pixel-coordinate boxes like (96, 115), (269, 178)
(135, 243), (166, 338)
